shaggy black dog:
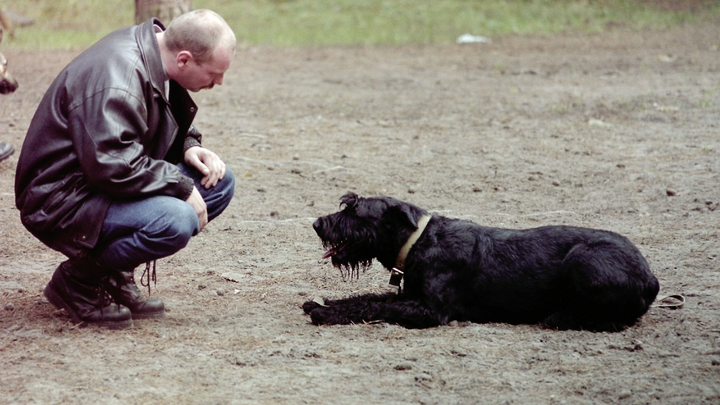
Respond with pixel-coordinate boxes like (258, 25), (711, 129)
(303, 193), (660, 331)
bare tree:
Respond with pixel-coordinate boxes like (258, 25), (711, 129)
(135, 0), (192, 24)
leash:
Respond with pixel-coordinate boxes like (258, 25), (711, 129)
(653, 294), (685, 310)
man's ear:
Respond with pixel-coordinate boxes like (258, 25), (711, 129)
(176, 51), (193, 69)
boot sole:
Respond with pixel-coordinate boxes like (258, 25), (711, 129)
(131, 311), (166, 320)
(44, 282), (133, 330)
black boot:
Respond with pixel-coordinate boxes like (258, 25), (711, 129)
(105, 268), (165, 319)
(44, 259), (133, 329)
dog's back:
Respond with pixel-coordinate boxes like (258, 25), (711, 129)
(408, 217), (659, 330)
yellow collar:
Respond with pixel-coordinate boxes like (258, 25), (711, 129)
(394, 215), (431, 271)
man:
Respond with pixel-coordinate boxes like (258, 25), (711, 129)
(15, 9), (237, 329)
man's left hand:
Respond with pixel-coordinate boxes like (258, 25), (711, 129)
(184, 146), (226, 189)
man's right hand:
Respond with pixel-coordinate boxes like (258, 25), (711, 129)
(186, 186), (208, 230)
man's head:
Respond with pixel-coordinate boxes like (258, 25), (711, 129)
(160, 9), (236, 92)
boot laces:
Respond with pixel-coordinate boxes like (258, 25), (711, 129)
(95, 283), (115, 314)
(141, 260), (157, 295)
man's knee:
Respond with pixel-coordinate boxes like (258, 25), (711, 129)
(218, 167), (235, 202)
(207, 167), (235, 221)
(151, 199), (200, 246)
(173, 201), (201, 240)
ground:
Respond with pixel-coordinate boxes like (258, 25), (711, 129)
(1, 22), (719, 405)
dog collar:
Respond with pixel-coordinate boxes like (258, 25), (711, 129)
(390, 215), (431, 289)
(393, 214), (432, 272)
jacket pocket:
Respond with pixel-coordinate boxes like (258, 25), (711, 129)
(22, 171), (88, 233)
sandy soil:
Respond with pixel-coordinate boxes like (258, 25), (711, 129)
(1, 23), (719, 404)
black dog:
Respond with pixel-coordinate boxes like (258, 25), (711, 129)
(303, 193), (660, 331)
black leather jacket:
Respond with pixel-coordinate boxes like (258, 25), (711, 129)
(15, 19), (201, 258)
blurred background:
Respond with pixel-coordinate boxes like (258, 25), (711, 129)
(1, 0), (719, 50)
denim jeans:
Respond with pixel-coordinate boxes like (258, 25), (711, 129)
(93, 163), (235, 270)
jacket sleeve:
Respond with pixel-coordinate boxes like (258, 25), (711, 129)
(68, 87), (194, 201)
(184, 124), (203, 152)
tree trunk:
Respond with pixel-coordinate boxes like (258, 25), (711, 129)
(135, 0), (193, 25)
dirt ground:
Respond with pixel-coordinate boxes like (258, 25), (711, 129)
(0, 22), (719, 405)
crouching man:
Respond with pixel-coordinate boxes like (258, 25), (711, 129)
(15, 10), (237, 329)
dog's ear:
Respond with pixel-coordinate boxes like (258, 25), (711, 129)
(339, 192), (359, 210)
(385, 204), (419, 229)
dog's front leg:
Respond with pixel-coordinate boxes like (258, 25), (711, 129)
(303, 293), (439, 328)
(302, 292), (396, 325)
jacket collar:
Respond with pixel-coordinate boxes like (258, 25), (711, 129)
(136, 18), (169, 102)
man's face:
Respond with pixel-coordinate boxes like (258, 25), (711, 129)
(176, 46), (234, 92)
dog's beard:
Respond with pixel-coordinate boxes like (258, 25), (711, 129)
(335, 258), (372, 281)
(315, 213), (380, 280)
(320, 239), (374, 280)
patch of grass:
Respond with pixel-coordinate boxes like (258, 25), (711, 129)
(3, 0), (133, 50)
(199, 0), (720, 46)
(697, 89), (716, 109)
(3, 0), (719, 50)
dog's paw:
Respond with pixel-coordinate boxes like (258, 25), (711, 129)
(308, 306), (345, 325)
(301, 303), (348, 325)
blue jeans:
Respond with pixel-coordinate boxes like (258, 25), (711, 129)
(93, 163), (235, 270)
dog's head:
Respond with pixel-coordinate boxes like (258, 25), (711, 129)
(313, 192), (427, 277)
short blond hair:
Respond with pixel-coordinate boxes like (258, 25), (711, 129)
(164, 9), (236, 63)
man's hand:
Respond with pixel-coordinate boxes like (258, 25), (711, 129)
(186, 186), (208, 230)
(184, 146), (226, 189)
